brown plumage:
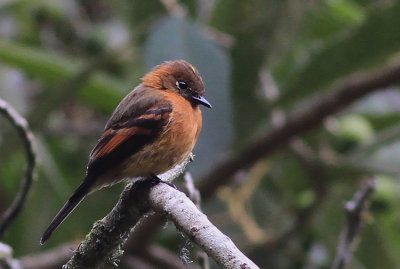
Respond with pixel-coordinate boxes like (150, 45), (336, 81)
(40, 60), (211, 244)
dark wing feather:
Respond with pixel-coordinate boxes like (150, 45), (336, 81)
(87, 105), (172, 179)
(104, 85), (165, 130)
(86, 85), (173, 180)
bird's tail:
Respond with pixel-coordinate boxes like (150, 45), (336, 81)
(40, 176), (93, 245)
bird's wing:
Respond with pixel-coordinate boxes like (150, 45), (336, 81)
(87, 89), (172, 179)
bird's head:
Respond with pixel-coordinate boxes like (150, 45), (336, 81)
(142, 60), (212, 108)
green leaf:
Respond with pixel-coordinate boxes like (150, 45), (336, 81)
(306, 0), (365, 40)
(0, 39), (128, 112)
(334, 114), (374, 143)
(328, 0), (365, 24)
(364, 113), (400, 131)
(278, 1), (400, 105)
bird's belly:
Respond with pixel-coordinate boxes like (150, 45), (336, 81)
(122, 113), (200, 177)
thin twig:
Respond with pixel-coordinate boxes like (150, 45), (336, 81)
(184, 172), (202, 209)
(0, 97), (36, 238)
(183, 173), (210, 269)
(331, 177), (376, 269)
(198, 61), (400, 198)
(219, 159), (269, 244)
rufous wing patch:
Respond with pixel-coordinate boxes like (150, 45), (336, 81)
(92, 127), (152, 159)
(91, 106), (172, 161)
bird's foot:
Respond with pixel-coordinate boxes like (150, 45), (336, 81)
(149, 174), (162, 184)
(150, 174), (177, 189)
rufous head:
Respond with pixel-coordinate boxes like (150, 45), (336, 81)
(142, 60), (211, 108)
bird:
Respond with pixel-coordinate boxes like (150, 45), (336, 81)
(40, 60), (211, 244)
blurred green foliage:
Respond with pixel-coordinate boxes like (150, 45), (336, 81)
(1, 0), (400, 268)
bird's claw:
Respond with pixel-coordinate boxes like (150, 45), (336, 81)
(150, 174), (177, 189)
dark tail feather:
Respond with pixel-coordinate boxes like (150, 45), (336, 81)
(40, 177), (93, 245)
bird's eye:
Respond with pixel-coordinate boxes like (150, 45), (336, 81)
(176, 81), (188, 90)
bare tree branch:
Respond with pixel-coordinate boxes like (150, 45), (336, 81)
(0, 97), (36, 238)
(62, 154), (192, 269)
(183, 172), (202, 209)
(198, 61), (400, 198)
(62, 179), (158, 269)
(63, 154), (258, 268)
(331, 177), (376, 269)
(147, 183), (259, 269)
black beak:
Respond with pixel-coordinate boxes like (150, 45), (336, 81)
(192, 95), (212, 109)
